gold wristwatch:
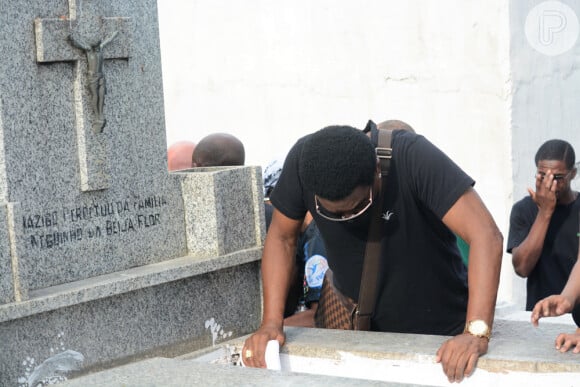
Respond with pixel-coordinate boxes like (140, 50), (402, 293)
(464, 319), (491, 341)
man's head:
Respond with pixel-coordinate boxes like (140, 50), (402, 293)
(377, 119), (415, 133)
(192, 133), (245, 167)
(167, 141), (196, 171)
(534, 139), (577, 200)
(299, 125), (376, 201)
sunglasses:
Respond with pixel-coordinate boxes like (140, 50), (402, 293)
(314, 186), (373, 222)
(537, 171), (572, 181)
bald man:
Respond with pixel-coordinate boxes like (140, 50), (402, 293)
(377, 119), (416, 133)
(167, 141), (196, 171)
(192, 133), (245, 167)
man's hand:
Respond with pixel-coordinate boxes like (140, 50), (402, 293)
(555, 329), (580, 353)
(435, 333), (488, 383)
(241, 321), (285, 368)
(528, 170), (557, 216)
(531, 295), (574, 326)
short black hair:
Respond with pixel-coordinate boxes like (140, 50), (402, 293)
(299, 125), (376, 200)
(535, 139), (576, 169)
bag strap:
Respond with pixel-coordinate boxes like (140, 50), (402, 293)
(377, 129), (393, 176)
(356, 121), (392, 330)
(363, 119), (393, 177)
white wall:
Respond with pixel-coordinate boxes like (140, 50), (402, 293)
(157, 0), (578, 307)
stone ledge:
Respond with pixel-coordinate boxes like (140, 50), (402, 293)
(63, 318), (580, 386)
(182, 317), (580, 374)
(62, 357), (424, 387)
(281, 320), (580, 373)
(0, 247), (262, 322)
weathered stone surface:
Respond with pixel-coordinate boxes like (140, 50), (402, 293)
(1, 261), (261, 387)
(62, 318), (580, 386)
(0, 1), (265, 386)
(179, 166), (266, 258)
(0, 0), (186, 293)
(0, 204), (15, 304)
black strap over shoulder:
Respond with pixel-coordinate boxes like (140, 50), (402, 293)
(356, 119), (392, 329)
(363, 119), (393, 177)
(357, 119), (414, 329)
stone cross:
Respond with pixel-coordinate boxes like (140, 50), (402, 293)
(34, 1), (131, 191)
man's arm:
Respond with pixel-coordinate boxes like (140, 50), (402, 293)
(512, 171), (557, 277)
(242, 208), (302, 368)
(532, 258), (580, 353)
(435, 187), (503, 383)
(532, 258), (580, 325)
(448, 188), (503, 331)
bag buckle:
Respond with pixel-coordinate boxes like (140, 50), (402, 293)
(376, 147), (392, 160)
(353, 310), (372, 331)
(355, 310), (372, 318)
(376, 147), (392, 176)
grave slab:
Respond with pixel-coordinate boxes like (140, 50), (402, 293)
(0, 204), (15, 304)
(0, 0), (187, 295)
(0, 1), (265, 386)
(63, 317), (580, 386)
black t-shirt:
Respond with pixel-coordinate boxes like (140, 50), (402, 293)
(507, 195), (580, 310)
(271, 130), (474, 335)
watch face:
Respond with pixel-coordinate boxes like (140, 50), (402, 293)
(470, 320), (488, 335)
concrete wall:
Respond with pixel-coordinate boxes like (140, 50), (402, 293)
(157, 0), (580, 307)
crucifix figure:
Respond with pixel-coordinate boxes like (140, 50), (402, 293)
(69, 31), (118, 133)
(34, 3), (131, 191)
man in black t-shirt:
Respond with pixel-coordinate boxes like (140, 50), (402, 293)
(507, 139), (579, 310)
(243, 123), (503, 383)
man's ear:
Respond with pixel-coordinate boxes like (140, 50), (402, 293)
(571, 168), (577, 180)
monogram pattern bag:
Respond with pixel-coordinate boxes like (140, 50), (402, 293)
(314, 269), (359, 330)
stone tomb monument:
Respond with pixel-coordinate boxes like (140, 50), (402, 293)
(0, 1), (265, 385)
